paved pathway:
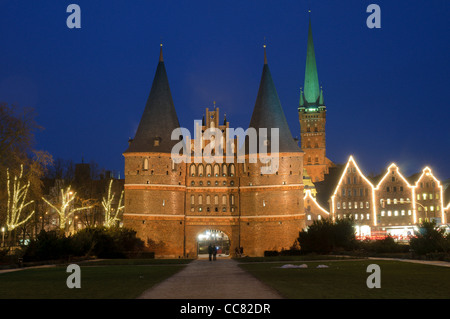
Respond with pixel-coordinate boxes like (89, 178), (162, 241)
(137, 258), (283, 299)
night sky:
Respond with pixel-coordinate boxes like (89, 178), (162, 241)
(1, 1), (449, 181)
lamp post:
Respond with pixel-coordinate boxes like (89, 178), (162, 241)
(1, 227), (5, 247)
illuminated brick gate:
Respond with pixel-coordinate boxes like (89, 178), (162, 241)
(123, 43), (306, 258)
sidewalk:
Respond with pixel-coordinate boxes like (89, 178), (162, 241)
(137, 258), (283, 299)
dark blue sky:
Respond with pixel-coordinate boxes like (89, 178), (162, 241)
(1, 1), (449, 181)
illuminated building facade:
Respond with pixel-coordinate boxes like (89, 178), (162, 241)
(123, 45), (305, 258)
(326, 156), (448, 239)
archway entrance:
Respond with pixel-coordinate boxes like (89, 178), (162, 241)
(197, 229), (230, 258)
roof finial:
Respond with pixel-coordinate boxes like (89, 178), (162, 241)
(159, 41), (164, 62)
(263, 36), (267, 65)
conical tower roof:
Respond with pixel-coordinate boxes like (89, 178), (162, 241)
(125, 45), (180, 153)
(303, 19), (321, 105)
(245, 46), (302, 154)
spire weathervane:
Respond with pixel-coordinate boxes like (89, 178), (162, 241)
(263, 36), (267, 65)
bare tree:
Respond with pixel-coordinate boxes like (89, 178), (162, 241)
(42, 186), (91, 232)
(6, 165), (35, 232)
(102, 179), (124, 228)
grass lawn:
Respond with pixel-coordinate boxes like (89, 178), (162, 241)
(239, 259), (450, 299)
(0, 259), (192, 299)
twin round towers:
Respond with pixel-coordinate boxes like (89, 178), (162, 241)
(122, 19), (333, 257)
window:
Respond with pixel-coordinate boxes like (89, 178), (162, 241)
(422, 193), (427, 200)
(191, 195), (195, 205)
(206, 195), (211, 205)
(342, 189), (346, 196)
(360, 202), (363, 209)
(307, 215), (312, 221)
(393, 187), (397, 192)
(381, 211), (385, 216)
(408, 210), (412, 215)
(214, 164), (220, 177)
(394, 210), (399, 216)
(387, 199), (391, 205)
(222, 164), (227, 176)
(198, 195), (203, 205)
(387, 187), (390, 192)
(388, 211), (392, 216)
(343, 202), (346, 209)
(366, 202), (370, 208)
(400, 186), (403, 192)
(198, 164), (204, 176)
(143, 158), (149, 171)
(337, 202), (341, 209)
(429, 193), (433, 200)
(393, 199), (397, 204)
(349, 202), (352, 209)
(190, 164), (196, 176)
(214, 195), (219, 205)
(206, 165), (212, 177)
(366, 214), (370, 220)
(230, 164), (235, 176)
(401, 210), (405, 216)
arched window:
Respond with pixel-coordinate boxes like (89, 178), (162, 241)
(190, 164), (196, 177)
(214, 164), (220, 177)
(206, 164), (212, 177)
(143, 158), (149, 171)
(229, 164), (235, 176)
(198, 164), (204, 176)
(222, 164), (227, 176)
(206, 195), (211, 205)
(198, 195), (203, 205)
(191, 195), (195, 205)
(222, 195), (227, 205)
(214, 195), (219, 205)
(230, 194), (235, 206)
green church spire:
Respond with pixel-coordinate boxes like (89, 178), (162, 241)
(303, 19), (321, 105)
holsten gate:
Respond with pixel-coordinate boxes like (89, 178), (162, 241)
(122, 21), (330, 257)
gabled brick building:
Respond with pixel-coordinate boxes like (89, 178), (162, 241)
(327, 156), (448, 239)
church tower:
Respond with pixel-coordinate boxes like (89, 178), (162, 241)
(299, 18), (333, 182)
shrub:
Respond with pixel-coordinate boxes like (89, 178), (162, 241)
(22, 230), (72, 262)
(410, 221), (450, 256)
(23, 227), (145, 262)
(298, 218), (356, 254)
(358, 235), (410, 254)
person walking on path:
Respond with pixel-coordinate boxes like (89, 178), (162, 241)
(208, 243), (213, 261)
